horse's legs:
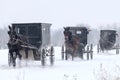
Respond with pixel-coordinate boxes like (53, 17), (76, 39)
(79, 50), (83, 59)
(78, 44), (84, 59)
(9, 49), (16, 67)
(12, 49), (21, 67)
(9, 50), (13, 60)
(24, 48), (29, 66)
(9, 50), (14, 65)
(72, 49), (75, 60)
(10, 50), (17, 61)
(25, 48), (28, 59)
(16, 50), (22, 60)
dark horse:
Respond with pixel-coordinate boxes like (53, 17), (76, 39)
(7, 25), (28, 67)
(63, 27), (84, 60)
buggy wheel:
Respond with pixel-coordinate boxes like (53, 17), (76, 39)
(41, 49), (46, 66)
(87, 53), (89, 60)
(61, 45), (64, 60)
(90, 44), (93, 59)
(8, 53), (12, 66)
(50, 46), (54, 65)
(116, 44), (119, 55)
(90, 51), (93, 59)
(97, 44), (100, 53)
(116, 48), (119, 55)
(87, 46), (89, 60)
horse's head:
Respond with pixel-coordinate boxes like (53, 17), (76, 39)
(63, 27), (72, 41)
(8, 25), (17, 40)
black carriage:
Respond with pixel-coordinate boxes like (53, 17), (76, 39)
(97, 30), (119, 54)
(62, 26), (93, 60)
(8, 23), (54, 66)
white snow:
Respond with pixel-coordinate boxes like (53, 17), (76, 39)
(0, 47), (120, 80)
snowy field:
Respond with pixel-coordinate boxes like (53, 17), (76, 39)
(0, 47), (120, 80)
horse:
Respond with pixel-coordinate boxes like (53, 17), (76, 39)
(7, 25), (29, 67)
(63, 27), (84, 60)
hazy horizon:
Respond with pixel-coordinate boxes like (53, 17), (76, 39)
(0, 0), (120, 29)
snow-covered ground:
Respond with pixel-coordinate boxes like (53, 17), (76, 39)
(0, 46), (120, 80)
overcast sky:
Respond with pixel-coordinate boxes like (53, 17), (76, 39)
(0, 0), (120, 29)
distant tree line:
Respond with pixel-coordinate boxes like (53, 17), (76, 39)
(1, 23), (120, 49)
(0, 27), (9, 49)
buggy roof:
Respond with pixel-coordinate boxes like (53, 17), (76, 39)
(66, 27), (88, 32)
(66, 26), (88, 30)
(12, 23), (52, 27)
(100, 30), (116, 32)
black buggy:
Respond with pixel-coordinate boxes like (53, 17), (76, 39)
(62, 26), (93, 60)
(97, 30), (119, 54)
(8, 23), (54, 67)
